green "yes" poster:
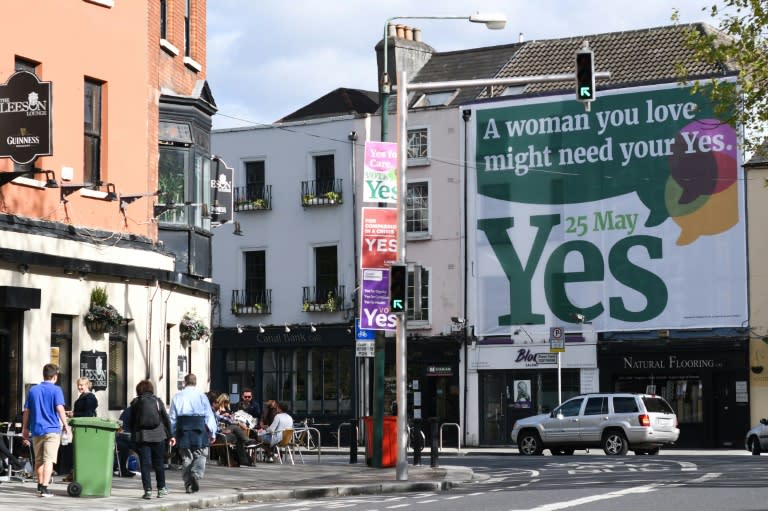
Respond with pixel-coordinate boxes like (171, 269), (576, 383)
(471, 81), (746, 336)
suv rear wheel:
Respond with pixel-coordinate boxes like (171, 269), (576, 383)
(602, 430), (629, 455)
(518, 430), (544, 456)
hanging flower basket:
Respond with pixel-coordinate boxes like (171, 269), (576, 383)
(180, 311), (210, 341)
(85, 287), (123, 334)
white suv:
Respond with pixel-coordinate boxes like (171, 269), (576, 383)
(510, 393), (680, 455)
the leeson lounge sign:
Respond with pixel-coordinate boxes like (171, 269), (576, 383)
(0, 71), (52, 164)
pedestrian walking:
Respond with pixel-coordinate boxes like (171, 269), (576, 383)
(21, 363), (71, 497)
(168, 373), (216, 494)
(130, 379), (175, 499)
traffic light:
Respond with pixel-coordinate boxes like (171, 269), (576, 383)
(575, 49), (595, 102)
(389, 264), (407, 313)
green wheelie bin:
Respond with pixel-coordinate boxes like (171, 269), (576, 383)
(67, 417), (120, 497)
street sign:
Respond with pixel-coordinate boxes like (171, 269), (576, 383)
(356, 340), (375, 357)
(536, 353), (558, 364)
(549, 326), (565, 352)
(355, 318), (374, 341)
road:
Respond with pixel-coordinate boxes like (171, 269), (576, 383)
(222, 453), (768, 511)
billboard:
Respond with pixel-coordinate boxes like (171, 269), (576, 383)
(470, 81), (746, 335)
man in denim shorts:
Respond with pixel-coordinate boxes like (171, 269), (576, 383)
(22, 364), (71, 497)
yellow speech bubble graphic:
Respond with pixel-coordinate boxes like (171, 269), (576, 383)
(672, 182), (738, 246)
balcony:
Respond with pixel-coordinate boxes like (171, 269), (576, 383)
(231, 288), (272, 315)
(301, 179), (343, 207)
(302, 285), (345, 312)
(234, 184), (272, 212)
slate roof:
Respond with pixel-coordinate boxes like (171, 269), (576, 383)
(409, 42), (524, 106)
(485, 23), (737, 99)
(277, 87), (379, 123)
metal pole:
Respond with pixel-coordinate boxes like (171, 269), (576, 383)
(395, 69), (408, 481)
(557, 351), (562, 405)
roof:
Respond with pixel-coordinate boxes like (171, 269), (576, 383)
(277, 87), (379, 123)
(488, 23), (737, 98)
(410, 43), (524, 106)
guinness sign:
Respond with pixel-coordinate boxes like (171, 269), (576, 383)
(0, 71), (52, 164)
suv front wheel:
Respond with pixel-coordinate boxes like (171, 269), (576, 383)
(518, 430), (544, 455)
(602, 430), (629, 455)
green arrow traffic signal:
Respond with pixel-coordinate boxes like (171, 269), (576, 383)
(575, 49), (595, 102)
(389, 265), (407, 314)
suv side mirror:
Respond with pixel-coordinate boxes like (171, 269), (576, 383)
(761, 418), (768, 425)
(555, 413), (565, 420)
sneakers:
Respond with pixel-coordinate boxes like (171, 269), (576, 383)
(38, 486), (53, 498)
(142, 490), (152, 500)
(157, 487), (168, 498)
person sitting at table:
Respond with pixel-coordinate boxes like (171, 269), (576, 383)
(260, 399), (277, 429)
(256, 401), (293, 461)
(212, 394), (251, 467)
(0, 436), (25, 472)
(114, 404), (136, 477)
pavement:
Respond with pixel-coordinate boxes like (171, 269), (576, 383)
(0, 447), (748, 511)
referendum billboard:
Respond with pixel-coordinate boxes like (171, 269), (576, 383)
(470, 81), (746, 336)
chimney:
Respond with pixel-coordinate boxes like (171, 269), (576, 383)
(375, 24), (435, 91)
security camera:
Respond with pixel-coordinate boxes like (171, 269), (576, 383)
(451, 316), (466, 324)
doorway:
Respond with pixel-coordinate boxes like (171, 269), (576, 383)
(713, 372), (749, 448)
(0, 311), (23, 421)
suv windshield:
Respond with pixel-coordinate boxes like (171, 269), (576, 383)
(642, 396), (674, 414)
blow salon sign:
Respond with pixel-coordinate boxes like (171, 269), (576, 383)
(471, 81), (746, 336)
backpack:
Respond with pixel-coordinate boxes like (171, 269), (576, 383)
(135, 394), (162, 430)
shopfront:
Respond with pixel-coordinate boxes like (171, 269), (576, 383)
(211, 324), (357, 442)
(472, 337), (598, 445)
(598, 337), (749, 448)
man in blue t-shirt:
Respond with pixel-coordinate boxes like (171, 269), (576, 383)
(22, 364), (71, 498)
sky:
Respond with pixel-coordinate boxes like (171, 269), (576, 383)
(206, 0), (722, 130)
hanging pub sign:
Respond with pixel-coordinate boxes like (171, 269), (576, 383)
(0, 71), (52, 164)
(80, 350), (108, 391)
(210, 156), (233, 226)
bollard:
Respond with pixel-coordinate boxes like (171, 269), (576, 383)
(429, 417), (439, 468)
(349, 419), (358, 464)
(411, 419), (424, 465)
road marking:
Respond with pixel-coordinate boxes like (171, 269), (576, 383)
(688, 472), (721, 483)
(386, 504), (410, 509)
(508, 483), (660, 510)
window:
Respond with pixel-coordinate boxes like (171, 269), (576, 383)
(84, 79), (103, 184)
(314, 154), (335, 195)
(14, 57), (39, 172)
(245, 250), (266, 305)
(184, 0), (191, 56)
(51, 315), (73, 407)
(160, 0), (167, 39)
(584, 396), (608, 415)
(406, 265), (430, 323)
(407, 127), (429, 165)
(245, 161), (265, 200)
(413, 90), (456, 108)
(314, 246), (338, 303)
(108, 323), (128, 410)
(158, 121), (210, 229)
(556, 397), (584, 417)
(406, 181), (429, 237)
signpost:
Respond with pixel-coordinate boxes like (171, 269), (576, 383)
(549, 326), (565, 405)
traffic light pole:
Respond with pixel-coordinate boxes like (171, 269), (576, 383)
(390, 61), (610, 481)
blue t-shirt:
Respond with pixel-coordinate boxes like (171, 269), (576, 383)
(24, 381), (65, 437)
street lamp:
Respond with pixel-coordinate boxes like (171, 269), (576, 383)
(379, 12), (507, 141)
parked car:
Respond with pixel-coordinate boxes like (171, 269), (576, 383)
(511, 392), (680, 456)
(745, 418), (768, 455)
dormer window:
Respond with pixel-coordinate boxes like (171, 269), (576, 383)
(413, 90), (458, 108)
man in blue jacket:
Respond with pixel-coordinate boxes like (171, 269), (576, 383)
(168, 373), (216, 494)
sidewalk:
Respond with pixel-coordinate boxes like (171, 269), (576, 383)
(0, 458), (474, 511)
